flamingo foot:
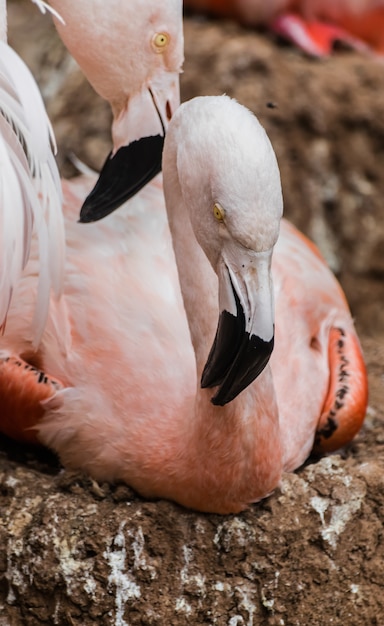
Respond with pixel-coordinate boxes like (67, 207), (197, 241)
(0, 351), (63, 445)
(271, 13), (370, 57)
(314, 327), (368, 453)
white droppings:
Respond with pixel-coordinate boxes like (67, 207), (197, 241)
(310, 495), (330, 525)
(323, 499), (364, 548)
(214, 581), (225, 592)
(49, 509), (97, 600)
(305, 456), (340, 481)
(84, 576), (97, 597)
(180, 545), (192, 585)
(104, 521), (141, 626)
(260, 586), (274, 611)
(236, 584), (258, 626)
(131, 527), (145, 568)
(310, 492), (364, 549)
(214, 517), (256, 551)
(350, 584), (359, 594)
(280, 473), (309, 497)
(175, 544), (206, 613)
(342, 475), (352, 488)
(194, 519), (206, 534)
(5, 500), (41, 603)
(180, 545), (206, 593)
(53, 598), (61, 625)
(175, 596), (193, 615)
(4, 475), (19, 489)
(6, 564), (21, 603)
(128, 526), (156, 579)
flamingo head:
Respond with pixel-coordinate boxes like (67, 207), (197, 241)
(163, 95), (283, 404)
(48, 0), (183, 220)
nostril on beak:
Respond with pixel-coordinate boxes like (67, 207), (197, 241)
(166, 100), (172, 121)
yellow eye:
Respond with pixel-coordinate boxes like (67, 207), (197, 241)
(213, 203), (225, 222)
(152, 32), (169, 52)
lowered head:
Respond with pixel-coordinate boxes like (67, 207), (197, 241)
(163, 95), (283, 405)
(48, 0), (184, 220)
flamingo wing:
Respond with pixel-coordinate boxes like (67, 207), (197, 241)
(0, 41), (64, 343)
(271, 220), (368, 470)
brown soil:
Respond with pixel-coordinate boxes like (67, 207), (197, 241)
(1, 3), (384, 625)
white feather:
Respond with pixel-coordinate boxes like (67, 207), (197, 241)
(0, 40), (64, 344)
(68, 152), (98, 177)
(30, 0), (65, 24)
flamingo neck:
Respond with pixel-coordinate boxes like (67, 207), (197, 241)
(179, 370), (283, 513)
(162, 158), (283, 513)
(167, 191), (218, 374)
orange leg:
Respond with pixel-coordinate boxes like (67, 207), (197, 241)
(0, 353), (63, 445)
(314, 327), (368, 453)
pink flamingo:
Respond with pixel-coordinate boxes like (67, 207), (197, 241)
(49, 0), (184, 218)
(0, 2), (367, 513)
(184, 0), (384, 56)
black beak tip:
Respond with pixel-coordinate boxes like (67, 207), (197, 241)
(78, 134), (165, 223)
(78, 206), (97, 224)
(201, 270), (275, 406)
(206, 333), (275, 406)
(210, 394), (227, 407)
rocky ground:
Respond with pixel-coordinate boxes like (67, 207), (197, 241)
(1, 2), (384, 624)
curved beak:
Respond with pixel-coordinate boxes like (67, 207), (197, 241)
(79, 72), (180, 223)
(78, 133), (164, 223)
(201, 249), (275, 406)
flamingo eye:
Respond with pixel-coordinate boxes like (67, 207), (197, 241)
(213, 203), (225, 222)
(152, 32), (170, 52)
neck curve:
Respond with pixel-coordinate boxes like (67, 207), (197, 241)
(162, 129), (283, 513)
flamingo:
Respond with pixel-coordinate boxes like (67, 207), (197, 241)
(47, 0), (184, 218)
(184, 0), (384, 57)
(0, 2), (367, 513)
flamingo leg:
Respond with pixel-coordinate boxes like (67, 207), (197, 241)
(314, 327), (368, 453)
(0, 352), (63, 444)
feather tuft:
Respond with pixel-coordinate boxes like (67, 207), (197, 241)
(0, 41), (64, 345)
(30, 0), (65, 25)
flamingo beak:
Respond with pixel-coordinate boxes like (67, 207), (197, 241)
(79, 73), (179, 223)
(78, 133), (164, 223)
(201, 249), (275, 406)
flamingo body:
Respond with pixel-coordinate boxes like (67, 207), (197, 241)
(271, 220), (367, 468)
